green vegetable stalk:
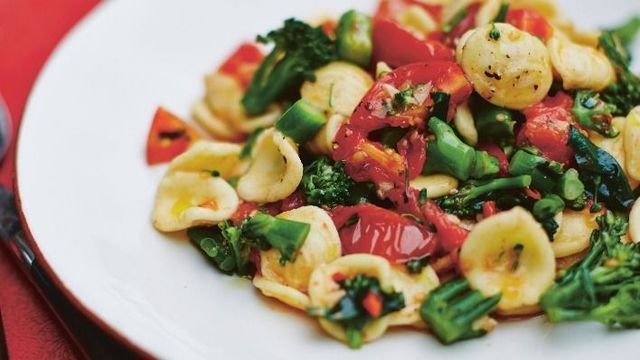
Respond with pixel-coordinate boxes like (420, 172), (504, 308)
(423, 117), (500, 180)
(599, 31), (640, 116)
(275, 98), (326, 143)
(437, 175), (532, 218)
(242, 19), (335, 115)
(335, 10), (373, 67)
(420, 278), (501, 344)
(470, 95), (517, 147)
(188, 212), (310, 274)
(541, 211), (640, 329)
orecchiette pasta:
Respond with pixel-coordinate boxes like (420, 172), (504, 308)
(205, 72), (281, 135)
(630, 199), (640, 244)
(625, 106), (640, 182)
(453, 102), (478, 145)
(396, 4), (438, 37)
(457, 23), (553, 110)
(252, 277), (310, 311)
(300, 61), (374, 117)
(167, 140), (245, 178)
(306, 113), (347, 156)
(151, 172), (239, 232)
(551, 209), (598, 258)
(258, 206), (341, 294)
(236, 128), (303, 203)
(442, 0), (476, 24)
(547, 36), (615, 91)
(308, 254), (394, 345)
(387, 265), (439, 328)
(591, 117), (639, 188)
(475, 0), (501, 27)
(553, 18), (600, 47)
(459, 207), (555, 312)
(409, 174), (459, 199)
(192, 100), (239, 141)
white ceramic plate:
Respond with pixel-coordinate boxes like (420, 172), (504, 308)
(16, 1), (640, 359)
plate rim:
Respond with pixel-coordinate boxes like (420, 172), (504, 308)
(12, 1), (153, 357)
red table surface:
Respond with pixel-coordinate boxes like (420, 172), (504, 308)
(0, 0), (100, 358)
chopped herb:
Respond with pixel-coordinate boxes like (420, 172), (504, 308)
(240, 127), (265, 159)
(489, 23), (501, 41)
(419, 188), (428, 206)
(492, 3), (510, 23)
(443, 9), (468, 33)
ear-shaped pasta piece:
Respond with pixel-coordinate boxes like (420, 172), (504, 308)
(396, 4), (438, 36)
(507, 0), (559, 19)
(553, 18), (600, 47)
(308, 254), (394, 346)
(204, 72), (281, 134)
(625, 106), (640, 182)
(300, 62), (373, 117)
(252, 277), (310, 311)
(205, 72), (246, 127)
(475, 0), (501, 27)
(410, 174), (459, 199)
(168, 140), (246, 178)
(387, 266), (439, 328)
(454, 102), (478, 145)
(236, 129), (303, 203)
(592, 117), (639, 188)
(192, 100), (240, 141)
(547, 36), (615, 91)
(152, 172), (239, 232)
(459, 207), (555, 312)
(552, 209), (598, 258)
(457, 23), (553, 110)
(258, 206), (341, 293)
(306, 114), (347, 156)
(630, 199), (640, 244)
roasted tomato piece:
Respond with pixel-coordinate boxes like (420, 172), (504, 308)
(519, 92), (575, 164)
(218, 43), (264, 88)
(374, 0), (442, 23)
(331, 203), (437, 263)
(146, 107), (200, 165)
(506, 8), (553, 42)
(333, 61), (473, 201)
(422, 201), (469, 252)
(372, 20), (454, 68)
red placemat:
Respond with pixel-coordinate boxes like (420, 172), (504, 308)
(0, 0), (99, 358)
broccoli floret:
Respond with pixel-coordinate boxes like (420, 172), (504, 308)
(420, 278), (501, 344)
(241, 19), (335, 115)
(572, 90), (619, 138)
(302, 157), (374, 208)
(609, 16), (640, 54)
(599, 31), (640, 116)
(540, 211), (640, 328)
(188, 213), (310, 275)
(423, 117), (500, 180)
(437, 175), (532, 218)
(308, 275), (405, 348)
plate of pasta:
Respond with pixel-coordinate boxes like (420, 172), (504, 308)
(16, 0), (640, 358)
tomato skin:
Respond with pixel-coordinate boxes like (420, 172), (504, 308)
(482, 201), (499, 218)
(218, 43), (264, 89)
(362, 291), (383, 318)
(280, 190), (307, 212)
(506, 9), (553, 42)
(331, 204), (437, 263)
(397, 129), (427, 180)
(374, 0), (442, 23)
(372, 19), (454, 68)
(477, 142), (509, 175)
(422, 201), (469, 252)
(333, 62), (473, 201)
(519, 92), (575, 164)
(146, 107), (200, 165)
(230, 202), (260, 225)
